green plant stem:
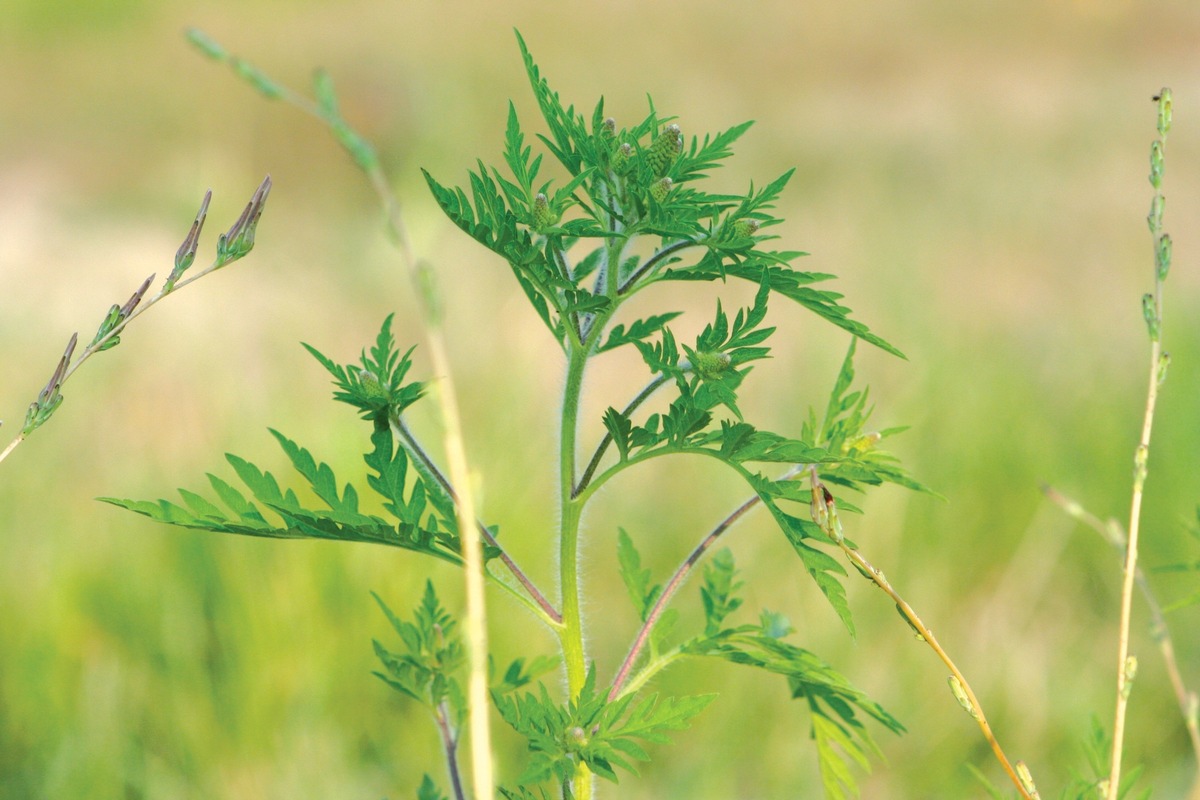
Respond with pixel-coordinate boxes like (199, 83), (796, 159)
(1107, 338), (1163, 800)
(1044, 486), (1200, 791)
(559, 345), (592, 800)
(810, 474), (1033, 800)
(617, 239), (697, 295)
(843, 541), (1032, 797)
(845, 541), (1032, 797)
(574, 375), (669, 498)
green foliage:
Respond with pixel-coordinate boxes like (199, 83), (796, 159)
(1055, 719), (1151, 800)
(303, 314), (426, 424)
(112, 27), (936, 800)
(678, 550), (903, 798)
(101, 418), (464, 565)
(373, 581), (466, 716)
(616, 528), (661, 622)
(492, 666), (716, 786)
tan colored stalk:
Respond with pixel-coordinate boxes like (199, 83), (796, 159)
(809, 470), (1036, 799)
(1106, 88), (1173, 800)
(366, 165), (496, 800)
(1043, 486), (1200, 792)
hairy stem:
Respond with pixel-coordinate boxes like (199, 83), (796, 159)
(574, 375), (668, 498)
(559, 346), (592, 800)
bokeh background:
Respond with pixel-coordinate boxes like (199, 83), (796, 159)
(3, 1), (1200, 797)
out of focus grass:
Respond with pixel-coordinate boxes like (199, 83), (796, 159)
(2, 1), (1199, 797)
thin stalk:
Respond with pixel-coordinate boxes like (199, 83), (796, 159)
(435, 701), (468, 800)
(838, 538), (1035, 798)
(608, 471), (800, 701)
(362, 104), (497, 800)
(1107, 88), (1172, 800)
(805, 468), (1034, 797)
(188, 39), (497, 797)
(617, 239), (696, 295)
(395, 418), (562, 626)
(1107, 340), (1163, 799)
(1043, 485), (1200, 779)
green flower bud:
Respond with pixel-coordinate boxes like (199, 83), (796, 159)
(1121, 655), (1138, 699)
(601, 117), (616, 138)
(169, 190), (211, 290)
(732, 218), (760, 239)
(1149, 140), (1165, 189)
(232, 57), (284, 101)
(612, 142), (633, 175)
(1015, 761), (1040, 799)
(1142, 293), (1158, 340)
(1155, 87), (1172, 137)
(948, 676), (979, 720)
(841, 431), (882, 456)
(532, 192), (557, 230)
(649, 176), (673, 203)
(1156, 233), (1172, 281)
(692, 350), (731, 379)
(358, 369), (388, 401)
(1146, 193), (1164, 233)
(646, 123), (683, 177)
(185, 27), (227, 61)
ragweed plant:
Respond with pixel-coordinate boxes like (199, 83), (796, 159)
(102, 29), (1086, 800)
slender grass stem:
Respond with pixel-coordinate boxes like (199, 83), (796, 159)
(1043, 485), (1200, 782)
(347, 91), (498, 800)
(1107, 89), (1173, 800)
(1106, 340), (1163, 800)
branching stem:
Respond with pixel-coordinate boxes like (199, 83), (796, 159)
(607, 469), (802, 701)
(395, 418), (562, 626)
(574, 374), (668, 498)
(617, 239), (697, 295)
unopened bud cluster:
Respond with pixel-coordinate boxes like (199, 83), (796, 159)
(646, 123), (683, 178)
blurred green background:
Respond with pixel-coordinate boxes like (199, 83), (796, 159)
(2, 1), (1200, 797)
